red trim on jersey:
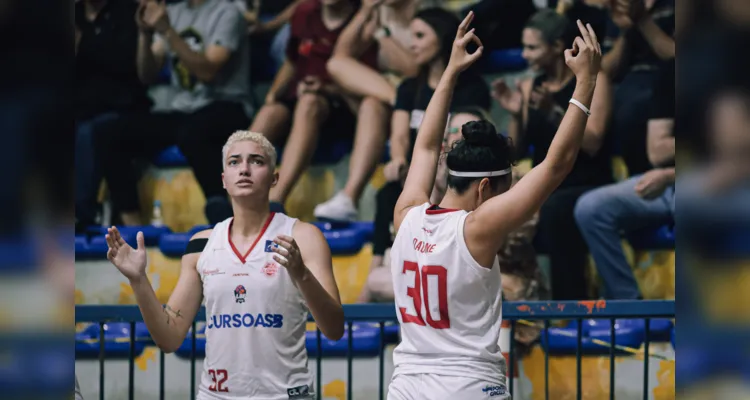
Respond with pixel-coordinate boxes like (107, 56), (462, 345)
(228, 212), (276, 264)
(425, 204), (460, 215)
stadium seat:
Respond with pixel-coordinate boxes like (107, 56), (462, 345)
(313, 221), (375, 243)
(75, 322), (147, 359)
(580, 318), (673, 342)
(159, 233), (192, 258)
(670, 326), (675, 349)
(153, 145), (188, 168)
(322, 226), (368, 255)
(75, 235), (89, 256)
(87, 225), (172, 247)
(483, 48), (527, 73)
(628, 224), (675, 250)
(305, 323), (382, 358)
(541, 321), (646, 355)
(0, 237), (36, 270)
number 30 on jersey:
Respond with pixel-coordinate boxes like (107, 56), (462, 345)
(398, 261), (450, 329)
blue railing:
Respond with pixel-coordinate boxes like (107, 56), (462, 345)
(76, 300), (674, 400)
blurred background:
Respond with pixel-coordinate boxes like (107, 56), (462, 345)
(1, 0), (749, 397)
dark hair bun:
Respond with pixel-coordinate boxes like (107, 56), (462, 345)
(462, 120), (499, 147)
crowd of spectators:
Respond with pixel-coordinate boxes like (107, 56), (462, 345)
(76, 0), (675, 302)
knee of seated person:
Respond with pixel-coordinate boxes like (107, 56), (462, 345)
(326, 56), (347, 79)
(360, 95), (388, 112)
(296, 93), (329, 114)
(573, 190), (604, 224)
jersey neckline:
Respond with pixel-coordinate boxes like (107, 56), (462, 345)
(425, 204), (461, 215)
(227, 212), (276, 264)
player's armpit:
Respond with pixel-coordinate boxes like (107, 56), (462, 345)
(293, 222), (345, 340)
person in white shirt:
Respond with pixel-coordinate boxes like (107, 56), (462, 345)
(387, 12), (602, 399)
(105, 131), (344, 399)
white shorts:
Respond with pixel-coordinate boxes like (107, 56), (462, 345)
(387, 373), (511, 400)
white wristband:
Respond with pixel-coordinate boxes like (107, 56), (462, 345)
(569, 98), (591, 116)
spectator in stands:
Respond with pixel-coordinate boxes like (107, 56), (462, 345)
(75, 0), (151, 231)
(236, 0), (305, 75)
(372, 7), (491, 231)
(602, 0), (674, 177)
(95, 0), (252, 226)
(357, 108), (486, 303)
(493, 9), (613, 300)
(574, 58), (674, 299)
(314, 0), (420, 221)
(248, 0), (378, 213)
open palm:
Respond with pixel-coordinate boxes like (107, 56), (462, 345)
(106, 227), (148, 281)
(492, 78), (522, 115)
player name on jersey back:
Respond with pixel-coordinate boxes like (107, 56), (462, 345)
(390, 203), (507, 385)
(195, 215), (314, 399)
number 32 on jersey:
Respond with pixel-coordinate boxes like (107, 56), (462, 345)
(398, 261), (450, 329)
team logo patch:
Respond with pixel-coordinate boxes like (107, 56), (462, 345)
(482, 385), (507, 397)
(264, 240), (277, 252)
(287, 384), (310, 399)
(234, 285), (246, 303)
(262, 262), (279, 277)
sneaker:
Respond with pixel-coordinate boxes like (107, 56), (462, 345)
(313, 192), (358, 222)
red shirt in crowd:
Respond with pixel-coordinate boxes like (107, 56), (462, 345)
(285, 0), (378, 99)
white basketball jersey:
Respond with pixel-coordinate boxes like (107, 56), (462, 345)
(196, 214), (314, 400)
(390, 203), (506, 384)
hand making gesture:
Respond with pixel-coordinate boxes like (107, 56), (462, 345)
(564, 20), (603, 83)
(446, 11), (484, 75)
(271, 235), (307, 281)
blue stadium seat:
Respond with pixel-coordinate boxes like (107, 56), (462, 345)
(75, 235), (89, 255)
(541, 321), (646, 355)
(0, 238), (36, 270)
(628, 224), (675, 250)
(483, 48), (527, 73)
(159, 233), (192, 258)
(87, 225), (172, 247)
(580, 318), (673, 342)
(75, 322), (147, 359)
(322, 227), (368, 255)
(305, 323), (382, 358)
(313, 221), (375, 243)
(153, 145), (188, 168)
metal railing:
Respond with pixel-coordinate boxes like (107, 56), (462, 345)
(75, 300), (674, 400)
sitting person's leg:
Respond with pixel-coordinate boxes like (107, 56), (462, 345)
(314, 96), (390, 221)
(538, 186), (597, 300)
(250, 100), (292, 144)
(327, 56), (398, 105)
(574, 175), (674, 299)
(270, 93), (332, 204)
(75, 112), (118, 230)
(365, 249), (394, 302)
(175, 101), (250, 224)
(94, 111), (181, 226)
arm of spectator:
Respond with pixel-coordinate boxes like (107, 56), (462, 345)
(388, 110), (411, 173)
(376, 35), (420, 77)
(266, 60), (296, 104)
(161, 7), (244, 83)
(581, 72), (613, 155)
(647, 118), (675, 166)
(137, 33), (167, 85)
(251, 0), (304, 35)
(636, 14), (675, 60)
(333, 3), (378, 58)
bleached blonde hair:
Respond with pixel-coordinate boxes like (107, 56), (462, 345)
(222, 130), (277, 170)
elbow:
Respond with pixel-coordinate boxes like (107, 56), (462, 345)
(156, 339), (181, 354)
(321, 307), (345, 341)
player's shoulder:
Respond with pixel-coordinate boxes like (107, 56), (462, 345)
(291, 220), (324, 240)
(190, 229), (213, 240)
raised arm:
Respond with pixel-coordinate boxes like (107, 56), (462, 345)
(106, 227), (205, 353)
(393, 11), (483, 231)
(466, 20), (602, 258)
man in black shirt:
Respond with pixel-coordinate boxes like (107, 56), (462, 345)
(573, 59), (675, 300)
